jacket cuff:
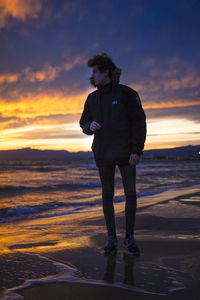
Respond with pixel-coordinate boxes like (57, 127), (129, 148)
(82, 122), (94, 135)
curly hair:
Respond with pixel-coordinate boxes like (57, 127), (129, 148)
(88, 52), (122, 87)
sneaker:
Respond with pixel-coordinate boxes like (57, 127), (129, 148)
(104, 234), (118, 254)
(124, 234), (140, 256)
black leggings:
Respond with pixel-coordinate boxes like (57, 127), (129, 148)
(98, 164), (137, 237)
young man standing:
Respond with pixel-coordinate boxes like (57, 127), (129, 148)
(79, 53), (146, 255)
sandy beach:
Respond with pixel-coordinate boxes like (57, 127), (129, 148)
(0, 184), (200, 300)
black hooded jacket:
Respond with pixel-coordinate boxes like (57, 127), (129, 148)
(79, 81), (146, 166)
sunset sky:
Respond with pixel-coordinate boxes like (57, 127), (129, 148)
(0, 0), (200, 152)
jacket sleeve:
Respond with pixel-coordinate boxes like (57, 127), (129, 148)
(126, 89), (147, 156)
(79, 95), (94, 135)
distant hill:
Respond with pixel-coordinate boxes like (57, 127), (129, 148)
(0, 147), (93, 161)
(0, 145), (199, 161)
(142, 144), (200, 159)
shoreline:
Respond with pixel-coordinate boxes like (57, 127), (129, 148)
(0, 184), (200, 299)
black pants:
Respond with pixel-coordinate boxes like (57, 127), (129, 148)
(98, 164), (137, 237)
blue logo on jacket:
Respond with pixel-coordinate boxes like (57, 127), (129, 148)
(112, 100), (118, 104)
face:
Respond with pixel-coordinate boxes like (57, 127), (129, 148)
(91, 65), (109, 85)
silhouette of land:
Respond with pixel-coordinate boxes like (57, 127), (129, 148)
(0, 145), (199, 161)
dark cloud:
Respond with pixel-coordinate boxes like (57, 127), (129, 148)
(0, 113), (17, 123)
(14, 129), (83, 140)
(1, 113), (80, 129)
(145, 105), (200, 123)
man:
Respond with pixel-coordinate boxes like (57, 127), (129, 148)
(79, 52), (146, 255)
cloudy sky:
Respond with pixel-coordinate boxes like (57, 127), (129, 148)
(0, 0), (200, 152)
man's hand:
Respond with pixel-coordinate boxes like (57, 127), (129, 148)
(129, 153), (140, 166)
(90, 121), (101, 132)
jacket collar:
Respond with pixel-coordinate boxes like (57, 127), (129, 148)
(97, 81), (114, 94)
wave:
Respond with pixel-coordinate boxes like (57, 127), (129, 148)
(0, 181), (102, 196)
(0, 199), (101, 223)
(0, 165), (66, 173)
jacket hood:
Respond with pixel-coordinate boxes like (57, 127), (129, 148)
(89, 67), (122, 87)
(110, 67), (122, 83)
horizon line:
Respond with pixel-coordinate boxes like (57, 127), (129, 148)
(0, 144), (199, 152)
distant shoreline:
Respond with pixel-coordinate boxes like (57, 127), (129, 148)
(0, 145), (199, 161)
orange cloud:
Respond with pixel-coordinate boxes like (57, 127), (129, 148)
(0, 88), (92, 150)
(64, 55), (86, 71)
(143, 101), (200, 109)
(0, 73), (19, 84)
(131, 60), (200, 107)
(0, 0), (44, 28)
(0, 56), (86, 85)
(131, 69), (200, 94)
(23, 63), (62, 83)
(0, 89), (91, 120)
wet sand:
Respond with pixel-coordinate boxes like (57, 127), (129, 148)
(0, 185), (200, 300)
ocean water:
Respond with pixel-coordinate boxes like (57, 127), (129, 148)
(0, 159), (200, 299)
(0, 159), (199, 224)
